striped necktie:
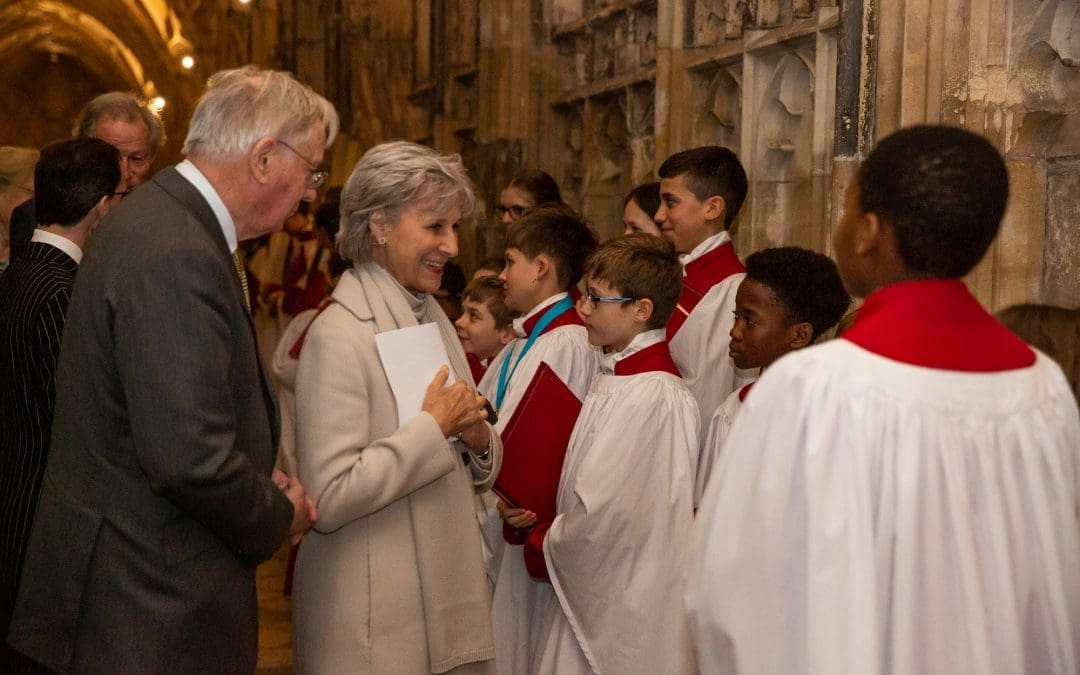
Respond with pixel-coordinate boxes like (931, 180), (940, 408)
(232, 251), (252, 314)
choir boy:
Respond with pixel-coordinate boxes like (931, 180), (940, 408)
(694, 246), (848, 505)
(505, 234), (698, 674)
(478, 203), (600, 674)
(456, 274), (517, 383)
(686, 125), (1080, 674)
(656, 146), (756, 444)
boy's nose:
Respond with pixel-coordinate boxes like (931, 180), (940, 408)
(576, 296), (591, 317)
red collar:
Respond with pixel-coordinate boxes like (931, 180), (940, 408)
(667, 241), (745, 339)
(737, 382), (754, 402)
(842, 279), (1034, 371)
(614, 341), (682, 377)
(683, 241), (745, 295)
(466, 352), (487, 383)
(522, 297), (584, 336)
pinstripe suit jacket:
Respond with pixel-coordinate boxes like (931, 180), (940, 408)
(9, 167), (293, 674)
(0, 241), (78, 593)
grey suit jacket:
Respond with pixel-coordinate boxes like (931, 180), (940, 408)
(8, 167), (293, 674)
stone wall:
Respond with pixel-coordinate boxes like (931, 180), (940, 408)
(305, 0), (1072, 307)
(3, 0), (1074, 306)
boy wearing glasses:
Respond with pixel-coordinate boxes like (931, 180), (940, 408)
(479, 203), (599, 675)
(656, 146), (756, 446)
(503, 233), (698, 675)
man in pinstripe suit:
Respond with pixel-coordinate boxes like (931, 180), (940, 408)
(0, 137), (121, 671)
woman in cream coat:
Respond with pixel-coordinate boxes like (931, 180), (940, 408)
(293, 141), (502, 674)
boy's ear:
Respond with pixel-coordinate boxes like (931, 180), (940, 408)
(633, 297), (654, 325)
(788, 321), (814, 349)
(499, 325), (516, 345)
(533, 253), (553, 282)
(703, 195), (726, 223)
(854, 210), (885, 257)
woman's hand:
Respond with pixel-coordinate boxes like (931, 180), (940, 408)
(497, 499), (537, 529)
(458, 420), (490, 452)
(422, 366), (488, 437)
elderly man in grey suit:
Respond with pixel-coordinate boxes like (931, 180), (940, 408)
(8, 66), (336, 674)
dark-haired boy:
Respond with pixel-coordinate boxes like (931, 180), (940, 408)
(479, 203), (600, 674)
(656, 146), (756, 445)
(687, 126), (1080, 673)
(694, 247), (848, 505)
(0, 137), (121, 668)
(507, 234), (698, 675)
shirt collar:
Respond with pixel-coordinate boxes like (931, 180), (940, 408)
(31, 229), (82, 264)
(600, 328), (666, 374)
(679, 230), (731, 273)
(512, 292), (569, 338)
(175, 159), (238, 253)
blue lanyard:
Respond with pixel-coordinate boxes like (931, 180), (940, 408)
(494, 296), (574, 410)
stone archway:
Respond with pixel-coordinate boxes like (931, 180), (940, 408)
(0, 0), (203, 162)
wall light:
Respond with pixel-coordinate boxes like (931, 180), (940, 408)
(181, 55), (195, 70)
(151, 97), (166, 112)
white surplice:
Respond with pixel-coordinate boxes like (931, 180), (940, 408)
(478, 294), (600, 675)
(686, 340), (1080, 674)
(532, 331), (699, 675)
(668, 232), (757, 448)
(693, 385), (745, 508)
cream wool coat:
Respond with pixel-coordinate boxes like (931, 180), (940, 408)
(292, 267), (501, 674)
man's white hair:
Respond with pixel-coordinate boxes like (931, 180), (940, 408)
(182, 65), (339, 159)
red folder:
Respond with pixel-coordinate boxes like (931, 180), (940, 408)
(493, 362), (583, 526)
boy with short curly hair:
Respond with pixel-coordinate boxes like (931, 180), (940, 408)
(693, 246), (849, 504)
(687, 125), (1080, 674)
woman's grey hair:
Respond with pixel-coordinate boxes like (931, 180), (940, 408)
(73, 92), (166, 155)
(182, 66), (339, 159)
(337, 141), (476, 263)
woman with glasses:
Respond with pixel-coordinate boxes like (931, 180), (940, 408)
(495, 169), (563, 224)
(292, 140), (502, 674)
(0, 146), (39, 273)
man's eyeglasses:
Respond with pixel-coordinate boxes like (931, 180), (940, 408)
(583, 289), (635, 310)
(494, 204), (527, 220)
(276, 138), (328, 189)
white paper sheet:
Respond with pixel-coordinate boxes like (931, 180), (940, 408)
(375, 322), (455, 427)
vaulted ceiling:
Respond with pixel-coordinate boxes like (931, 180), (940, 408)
(0, 0), (253, 159)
